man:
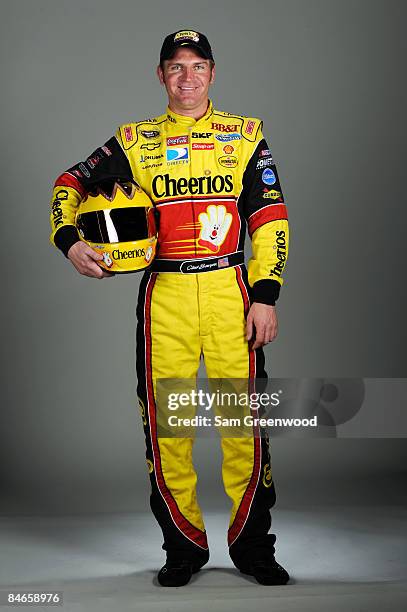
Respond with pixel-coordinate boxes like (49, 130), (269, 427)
(50, 30), (290, 587)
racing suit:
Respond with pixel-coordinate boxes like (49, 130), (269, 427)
(50, 100), (289, 570)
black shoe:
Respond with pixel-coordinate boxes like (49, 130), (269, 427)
(157, 559), (202, 587)
(240, 558), (290, 585)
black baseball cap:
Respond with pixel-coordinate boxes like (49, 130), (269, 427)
(160, 30), (214, 63)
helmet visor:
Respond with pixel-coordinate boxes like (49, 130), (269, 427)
(77, 207), (151, 244)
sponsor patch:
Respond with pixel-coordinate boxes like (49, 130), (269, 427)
(167, 135), (188, 146)
(141, 130), (160, 138)
(51, 188), (68, 228)
(152, 173), (233, 198)
(140, 162), (163, 170)
(102, 145), (112, 156)
(269, 230), (287, 278)
(259, 149), (271, 157)
(140, 153), (163, 163)
(174, 30), (199, 42)
(218, 155), (238, 168)
(124, 126), (133, 142)
(211, 122), (239, 133)
(79, 163), (90, 178)
(263, 189), (282, 200)
(86, 154), (102, 169)
(245, 120), (255, 135)
(262, 168), (276, 185)
(192, 132), (212, 138)
(166, 147), (189, 163)
(256, 157), (274, 170)
(218, 257), (230, 268)
(192, 143), (214, 150)
(215, 133), (241, 142)
(141, 142), (161, 151)
(223, 145), (234, 154)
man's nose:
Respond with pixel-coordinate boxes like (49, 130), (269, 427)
(181, 66), (194, 81)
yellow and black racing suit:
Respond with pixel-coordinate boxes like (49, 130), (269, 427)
(50, 101), (289, 570)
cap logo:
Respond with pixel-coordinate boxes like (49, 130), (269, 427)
(174, 30), (199, 43)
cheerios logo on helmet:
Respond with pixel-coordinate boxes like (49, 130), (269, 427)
(112, 248), (146, 260)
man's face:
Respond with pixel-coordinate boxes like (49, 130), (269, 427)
(157, 47), (215, 116)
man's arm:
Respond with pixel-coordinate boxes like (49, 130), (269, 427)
(241, 134), (289, 348)
(50, 135), (133, 276)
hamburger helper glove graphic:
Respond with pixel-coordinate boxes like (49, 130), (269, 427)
(198, 205), (232, 253)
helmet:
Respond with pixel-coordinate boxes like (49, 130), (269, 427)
(75, 179), (158, 273)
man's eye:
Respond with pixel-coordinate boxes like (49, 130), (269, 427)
(195, 65), (205, 70)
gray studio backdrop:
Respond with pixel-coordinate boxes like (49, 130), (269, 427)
(1, 0), (406, 515)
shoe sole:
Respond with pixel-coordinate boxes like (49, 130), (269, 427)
(239, 568), (289, 586)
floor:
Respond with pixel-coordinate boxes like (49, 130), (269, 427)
(1, 507), (406, 611)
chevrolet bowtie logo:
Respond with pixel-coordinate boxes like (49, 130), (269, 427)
(141, 142), (161, 151)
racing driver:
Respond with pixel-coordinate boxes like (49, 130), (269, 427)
(49, 29), (290, 587)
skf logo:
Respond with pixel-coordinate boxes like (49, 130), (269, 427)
(262, 463), (272, 488)
(51, 188), (68, 228)
(192, 132), (212, 138)
(211, 122), (239, 133)
(270, 230), (287, 278)
(245, 120), (255, 135)
(124, 126), (133, 142)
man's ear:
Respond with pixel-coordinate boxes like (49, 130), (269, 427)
(157, 65), (165, 85)
(210, 63), (216, 85)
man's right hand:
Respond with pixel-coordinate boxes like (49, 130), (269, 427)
(67, 242), (114, 278)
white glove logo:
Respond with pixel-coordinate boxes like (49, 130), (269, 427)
(198, 205), (232, 253)
(102, 251), (113, 267)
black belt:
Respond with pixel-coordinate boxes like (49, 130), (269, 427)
(151, 251), (245, 274)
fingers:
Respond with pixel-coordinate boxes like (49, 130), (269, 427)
(68, 242), (113, 279)
(250, 321), (278, 350)
(85, 248), (103, 262)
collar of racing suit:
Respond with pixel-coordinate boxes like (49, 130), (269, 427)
(165, 99), (214, 127)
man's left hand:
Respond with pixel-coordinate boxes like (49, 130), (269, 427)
(247, 303), (278, 350)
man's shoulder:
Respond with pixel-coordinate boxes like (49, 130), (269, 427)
(116, 113), (167, 150)
(211, 108), (263, 142)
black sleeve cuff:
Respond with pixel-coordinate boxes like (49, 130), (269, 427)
(252, 279), (281, 306)
(54, 225), (80, 258)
